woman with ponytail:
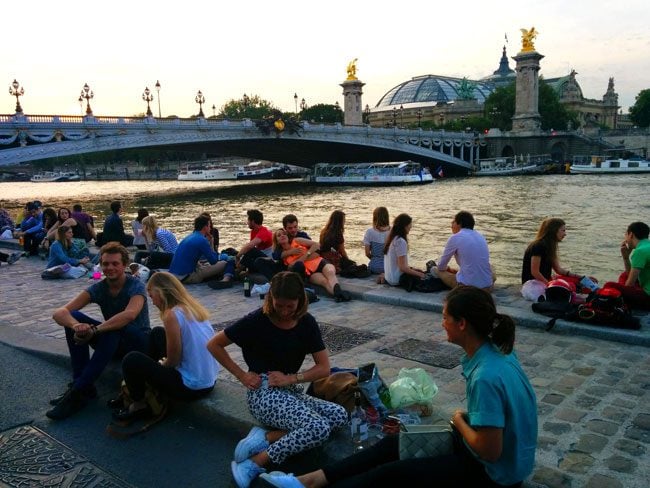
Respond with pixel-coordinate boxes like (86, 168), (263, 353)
(262, 286), (537, 488)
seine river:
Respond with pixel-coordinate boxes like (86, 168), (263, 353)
(2, 174), (648, 285)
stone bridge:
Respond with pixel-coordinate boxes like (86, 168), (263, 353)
(0, 114), (479, 172)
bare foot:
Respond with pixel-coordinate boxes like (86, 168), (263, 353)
(376, 273), (385, 284)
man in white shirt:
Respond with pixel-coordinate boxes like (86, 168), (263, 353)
(435, 211), (494, 291)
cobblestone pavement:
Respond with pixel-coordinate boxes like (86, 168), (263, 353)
(0, 254), (648, 487)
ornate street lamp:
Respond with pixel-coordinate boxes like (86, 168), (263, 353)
(300, 98), (307, 111)
(416, 108), (422, 128)
(9, 79), (25, 113)
(78, 95), (84, 115)
(294, 93), (298, 113)
(80, 83), (94, 115)
(243, 93), (250, 108)
(195, 89), (205, 117)
(364, 104), (370, 125)
(400, 104), (404, 128)
(155, 80), (161, 118)
(142, 86), (154, 117)
(212, 104), (216, 117)
(392, 107), (397, 127)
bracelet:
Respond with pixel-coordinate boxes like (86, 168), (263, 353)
(91, 325), (99, 335)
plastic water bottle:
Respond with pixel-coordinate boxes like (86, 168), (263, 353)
(243, 276), (251, 297)
(350, 391), (368, 452)
(92, 264), (102, 280)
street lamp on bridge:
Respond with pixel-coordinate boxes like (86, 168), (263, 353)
(364, 104), (370, 125)
(9, 79), (25, 114)
(195, 90), (205, 117)
(212, 104), (216, 117)
(300, 98), (307, 111)
(78, 95), (83, 115)
(80, 83), (94, 115)
(399, 104), (404, 128)
(142, 87), (154, 117)
(155, 80), (161, 118)
(392, 107), (397, 127)
(294, 93), (298, 113)
(416, 109), (423, 128)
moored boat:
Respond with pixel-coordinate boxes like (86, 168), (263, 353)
(473, 157), (546, 176)
(570, 156), (650, 174)
(30, 171), (81, 182)
(307, 161), (434, 185)
(178, 164), (237, 181)
(178, 161), (299, 181)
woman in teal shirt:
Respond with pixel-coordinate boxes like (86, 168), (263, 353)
(261, 286), (538, 488)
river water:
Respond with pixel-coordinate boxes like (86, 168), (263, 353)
(1, 174), (648, 285)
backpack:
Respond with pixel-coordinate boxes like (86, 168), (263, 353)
(577, 287), (640, 330)
(531, 301), (580, 331)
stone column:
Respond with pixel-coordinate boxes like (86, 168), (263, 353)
(340, 79), (365, 126)
(511, 50), (544, 132)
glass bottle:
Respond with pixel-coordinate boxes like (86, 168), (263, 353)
(243, 276), (251, 297)
(350, 391), (368, 452)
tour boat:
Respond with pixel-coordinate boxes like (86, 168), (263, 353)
(307, 161), (434, 185)
(570, 157), (650, 174)
(30, 171), (81, 182)
(178, 164), (237, 181)
(178, 161), (299, 181)
(473, 158), (545, 176)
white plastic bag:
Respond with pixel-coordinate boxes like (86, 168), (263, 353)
(521, 279), (546, 302)
(389, 368), (438, 410)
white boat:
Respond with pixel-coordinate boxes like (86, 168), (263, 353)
(235, 161), (297, 180)
(307, 161), (434, 185)
(30, 171), (81, 182)
(473, 158), (545, 176)
(570, 156), (650, 174)
(178, 164), (237, 181)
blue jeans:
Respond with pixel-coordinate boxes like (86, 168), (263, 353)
(65, 310), (149, 390)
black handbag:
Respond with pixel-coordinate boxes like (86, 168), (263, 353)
(398, 423), (455, 459)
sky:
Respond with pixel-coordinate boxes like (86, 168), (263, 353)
(4, 0), (649, 118)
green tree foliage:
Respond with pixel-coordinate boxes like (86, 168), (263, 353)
(484, 81), (579, 131)
(219, 95), (278, 120)
(300, 103), (343, 124)
(629, 89), (650, 128)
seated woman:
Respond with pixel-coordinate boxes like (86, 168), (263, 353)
(131, 208), (149, 250)
(362, 207), (390, 276)
(383, 213), (428, 290)
(262, 286), (538, 488)
(522, 217), (594, 292)
(207, 272), (348, 488)
(133, 216), (178, 269)
(273, 228), (350, 302)
(45, 225), (91, 279)
(114, 272), (220, 420)
(46, 207), (85, 242)
(319, 210), (349, 273)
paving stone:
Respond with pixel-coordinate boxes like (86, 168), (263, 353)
(555, 408), (587, 423)
(601, 406), (628, 424)
(614, 438), (647, 457)
(531, 376), (553, 387)
(632, 413), (650, 430)
(575, 395), (601, 409)
(612, 397), (636, 409)
(604, 454), (636, 473)
(551, 358), (573, 369)
(572, 366), (596, 376)
(620, 385), (646, 397)
(586, 419), (619, 436)
(537, 436), (558, 450)
(531, 466), (572, 488)
(542, 393), (565, 405)
(585, 474), (623, 488)
(543, 421), (572, 435)
(537, 403), (553, 416)
(629, 374), (650, 386)
(585, 385), (612, 397)
(569, 343), (595, 354)
(556, 375), (586, 388)
(624, 427), (650, 444)
(605, 369), (626, 379)
(572, 434), (608, 454)
(559, 451), (595, 473)
(596, 375), (618, 386)
(553, 340), (572, 348)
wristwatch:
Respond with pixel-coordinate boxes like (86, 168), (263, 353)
(296, 372), (305, 383)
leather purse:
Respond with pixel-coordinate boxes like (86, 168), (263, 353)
(398, 423), (454, 460)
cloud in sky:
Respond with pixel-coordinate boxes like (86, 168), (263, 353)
(4, 0), (648, 116)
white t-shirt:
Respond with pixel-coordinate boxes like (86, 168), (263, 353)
(384, 236), (408, 285)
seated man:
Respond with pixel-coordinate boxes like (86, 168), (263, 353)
(169, 214), (226, 284)
(15, 201), (45, 256)
(47, 243), (151, 420)
(256, 213), (311, 281)
(603, 221), (650, 310)
(221, 209), (273, 282)
(97, 201), (134, 247)
(435, 210), (494, 290)
(71, 203), (96, 243)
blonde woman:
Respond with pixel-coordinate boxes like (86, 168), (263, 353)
(133, 215), (178, 269)
(114, 272), (220, 421)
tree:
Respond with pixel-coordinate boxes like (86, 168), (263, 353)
(300, 103), (343, 124)
(630, 89), (650, 128)
(484, 80), (579, 131)
(219, 95), (278, 120)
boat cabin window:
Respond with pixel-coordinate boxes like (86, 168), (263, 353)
(609, 161), (620, 168)
(628, 162), (639, 168)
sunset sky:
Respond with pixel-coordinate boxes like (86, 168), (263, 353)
(4, 0), (648, 117)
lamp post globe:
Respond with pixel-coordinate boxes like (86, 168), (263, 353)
(80, 83), (94, 115)
(9, 79), (25, 114)
(155, 80), (161, 118)
(195, 90), (205, 117)
(294, 93), (298, 113)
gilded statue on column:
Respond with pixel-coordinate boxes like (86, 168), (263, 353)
(346, 58), (358, 80)
(519, 27), (538, 52)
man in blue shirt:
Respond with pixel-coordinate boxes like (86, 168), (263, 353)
(97, 201), (133, 247)
(15, 201), (45, 256)
(47, 242), (151, 420)
(169, 214), (226, 284)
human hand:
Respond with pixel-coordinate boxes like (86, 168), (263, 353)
(620, 240), (631, 260)
(73, 323), (95, 344)
(267, 371), (293, 387)
(238, 371), (262, 390)
(451, 409), (468, 427)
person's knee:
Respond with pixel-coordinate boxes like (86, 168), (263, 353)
(122, 350), (146, 372)
(310, 418), (332, 443)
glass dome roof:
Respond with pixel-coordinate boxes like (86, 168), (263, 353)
(375, 75), (496, 108)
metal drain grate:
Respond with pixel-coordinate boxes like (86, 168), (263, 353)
(378, 338), (462, 369)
